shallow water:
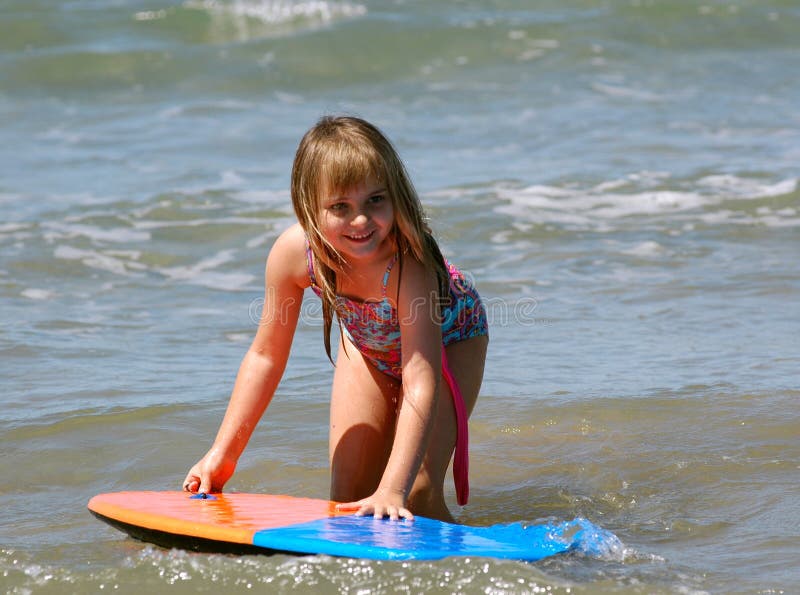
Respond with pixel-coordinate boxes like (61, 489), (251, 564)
(2, 1), (799, 593)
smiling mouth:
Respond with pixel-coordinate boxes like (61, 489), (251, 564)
(345, 230), (375, 242)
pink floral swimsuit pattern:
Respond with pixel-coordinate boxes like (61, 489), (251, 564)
(306, 247), (487, 378)
(306, 244), (488, 505)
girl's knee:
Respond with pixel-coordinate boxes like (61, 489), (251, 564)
(329, 424), (389, 502)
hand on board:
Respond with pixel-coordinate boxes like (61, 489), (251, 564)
(335, 487), (414, 521)
(182, 447), (237, 495)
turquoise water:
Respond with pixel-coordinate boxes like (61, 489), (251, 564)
(1, 1), (799, 593)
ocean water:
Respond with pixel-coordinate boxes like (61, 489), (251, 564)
(1, 1), (799, 593)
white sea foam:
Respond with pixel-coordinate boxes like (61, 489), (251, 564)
(697, 175), (797, 199)
(53, 245), (138, 276)
(494, 174), (798, 230)
(166, 269), (256, 291)
(157, 249), (256, 290)
(21, 288), (56, 300)
(135, 10), (167, 21)
(226, 332), (253, 343)
(239, 0), (365, 23)
(621, 241), (665, 257)
(0, 223), (32, 241)
(36, 126), (84, 145)
(130, 216), (271, 230)
(232, 188), (291, 205)
(42, 222), (151, 244)
(246, 231), (278, 248)
(591, 83), (673, 103)
(274, 91), (305, 104)
(183, 0), (366, 41)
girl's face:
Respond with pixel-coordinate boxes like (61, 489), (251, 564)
(318, 176), (395, 264)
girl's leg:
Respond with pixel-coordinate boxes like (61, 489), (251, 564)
(409, 336), (489, 522)
(329, 336), (401, 502)
(406, 335), (488, 522)
(328, 333), (488, 521)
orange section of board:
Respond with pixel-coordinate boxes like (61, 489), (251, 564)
(88, 491), (347, 545)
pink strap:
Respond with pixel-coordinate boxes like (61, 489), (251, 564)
(442, 350), (469, 505)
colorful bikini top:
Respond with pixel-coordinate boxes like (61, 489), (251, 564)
(306, 245), (403, 379)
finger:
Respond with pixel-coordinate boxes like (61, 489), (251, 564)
(399, 508), (414, 521)
(183, 475), (200, 493)
(356, 502), (375, 518)
(334, 502), (363, 512)
(198, 476), (211, 495)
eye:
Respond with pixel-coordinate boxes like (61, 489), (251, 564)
(327, 202), (348, 213)
(368, 194), (386, 205)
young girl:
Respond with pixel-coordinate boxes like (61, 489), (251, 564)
(183, 116), (488, 522)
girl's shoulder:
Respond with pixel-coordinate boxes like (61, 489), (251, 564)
(396, 251), (439, 301)
(268, 222), (311, 289)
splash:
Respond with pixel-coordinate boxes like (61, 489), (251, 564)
(548, 517), (628, 561)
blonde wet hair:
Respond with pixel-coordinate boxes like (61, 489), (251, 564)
(291, 115), (449, 362)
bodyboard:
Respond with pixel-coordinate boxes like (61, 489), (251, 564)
(88, 491), (619, 561)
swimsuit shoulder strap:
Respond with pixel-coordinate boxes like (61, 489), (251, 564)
(381, 253), (398, 299)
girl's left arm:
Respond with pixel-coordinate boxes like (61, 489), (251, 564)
(341, 257), (442, 520)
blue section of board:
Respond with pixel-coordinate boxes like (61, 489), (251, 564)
(253, 515), (620, 561)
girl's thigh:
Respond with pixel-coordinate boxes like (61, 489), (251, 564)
(414, 334), (488, 487)
(328, 336), (401, 502)
(443, 333), (488, 418)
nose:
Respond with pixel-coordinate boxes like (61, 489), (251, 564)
(351, 211), (368, 226)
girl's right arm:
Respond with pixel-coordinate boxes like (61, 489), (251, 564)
(183, 224), (309, 494)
